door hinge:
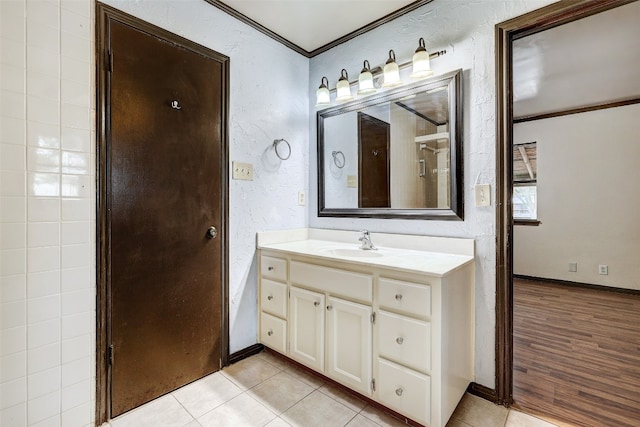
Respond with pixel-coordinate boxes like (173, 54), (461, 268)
(371, 378), (376, 392)
(107, 51), (113, 73)
(371, 312), (376, 324)
(108, 344), (114, 365)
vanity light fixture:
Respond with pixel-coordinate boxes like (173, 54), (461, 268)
(335, 69), (354, 102)
(314, 44), (447, 109)
(357, 60), (376, 95)
(381, 50), (402, 88)
(315, 76), (331, 107)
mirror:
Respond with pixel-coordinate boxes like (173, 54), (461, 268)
(318, 69), (463, 220)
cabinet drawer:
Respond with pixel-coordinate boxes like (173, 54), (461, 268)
(261, 279), (287, 318)
(378, 277), (431, 318)
(377, 358), (430, 426)
(260, 312), (287, 354)
(261, 255), (287, 282)
(290, 261), (372, 303)
(377, 310), (431, 373)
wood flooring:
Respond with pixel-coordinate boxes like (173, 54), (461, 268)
(513, 277), (640, 427)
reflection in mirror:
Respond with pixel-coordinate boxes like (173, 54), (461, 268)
(318, 69), (462, 220)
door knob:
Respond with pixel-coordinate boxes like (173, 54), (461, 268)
(206, 226), (217, 239)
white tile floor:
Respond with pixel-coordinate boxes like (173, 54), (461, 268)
(105, 351), (563, 427)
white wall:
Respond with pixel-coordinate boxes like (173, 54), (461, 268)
(0, 0), (308, 425)
(514, 104), (640, 290)
(323, 111), (357, 208)
(308, 0), (555, 388)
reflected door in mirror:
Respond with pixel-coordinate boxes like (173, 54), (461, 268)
(358, 112), (390, 208)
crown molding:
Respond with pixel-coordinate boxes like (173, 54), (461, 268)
(204, 0), (434, 58)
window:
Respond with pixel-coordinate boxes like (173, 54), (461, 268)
(513, 142), (537, 220)
(513, 185), (537, 219)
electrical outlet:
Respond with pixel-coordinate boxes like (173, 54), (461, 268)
(569, 262), (577, 272)
(475, 184), (491, 207)
(298, 191), (305, 206)
(232, 161), (253, 181)
(599, 264), (608, 275)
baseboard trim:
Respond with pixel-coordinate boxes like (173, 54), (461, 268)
(228, 343), (264, 365)
(515, 274), (640, 296)
(467, 382), (501, 404)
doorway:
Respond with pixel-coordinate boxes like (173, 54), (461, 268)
(495, 0), (638, 411)
(96, 4), (229, 422)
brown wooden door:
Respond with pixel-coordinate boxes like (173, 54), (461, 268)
(107, 21), (226, 417)
(358, 112), (390, 208)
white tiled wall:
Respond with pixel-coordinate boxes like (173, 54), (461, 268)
(1, 1), (96, 426)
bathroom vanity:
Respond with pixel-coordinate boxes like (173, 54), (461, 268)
(257, 229), (475, 427)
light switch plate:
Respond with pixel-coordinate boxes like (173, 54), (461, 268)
(475, 184), (491, 207)
(232, 161), (253, 181)
(347, 175), (357, 188)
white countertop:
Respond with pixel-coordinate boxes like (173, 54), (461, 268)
(258, 238), (474, 277)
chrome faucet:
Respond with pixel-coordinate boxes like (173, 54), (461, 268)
(358, 230), (377, 250)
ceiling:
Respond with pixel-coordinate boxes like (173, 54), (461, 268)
(211, 1), (639, 117)
(214, 0), (422, 54)
(513, 0), (640, 118)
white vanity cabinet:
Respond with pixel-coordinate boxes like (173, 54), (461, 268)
(289, 286), (325, 371)
(258, 256), (288, 354)
(257, 230), (474, 427)
(326, 296), (372, 395)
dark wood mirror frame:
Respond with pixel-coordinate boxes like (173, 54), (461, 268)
(317, 69), (464, 220)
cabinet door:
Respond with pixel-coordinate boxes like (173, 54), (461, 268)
(326, 296), (373, 395)
(289, 287), (325, 372)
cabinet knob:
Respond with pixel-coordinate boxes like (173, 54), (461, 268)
(395, 293), (403, 301)
(267, 295), (273, 301)
(396, 337), (404, 345)
(267, 330), (273, 336)
(327, 305), (333, 311)
(395, 387), (403, 396)
(267, 266), (274, 271)
(314, 301), (320, 307)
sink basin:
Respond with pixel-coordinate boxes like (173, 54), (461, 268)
(322, 248), (384, 258)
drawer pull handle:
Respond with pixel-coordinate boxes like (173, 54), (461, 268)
(396, 337), (404, 345)
(395, 294), (403, 301)
(395, 387), (403, 396)
(314, 301), (320, 307)
(267, 295), (273, 301)
(267, 266), (274, 271)
(327, 305), (333, 311)
(267, 330), (273, 336)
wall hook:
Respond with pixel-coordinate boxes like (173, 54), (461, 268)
(170, 100), (181, 110)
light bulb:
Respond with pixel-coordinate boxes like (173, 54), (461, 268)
(357, 60), (376, 95)
(382, 50), (402, 88)
(315, 76), (331, 107)
(335, 69), (353, 102)
(410, 37), (433, 79)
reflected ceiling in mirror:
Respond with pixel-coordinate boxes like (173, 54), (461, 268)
(317, 69), (463, 220)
